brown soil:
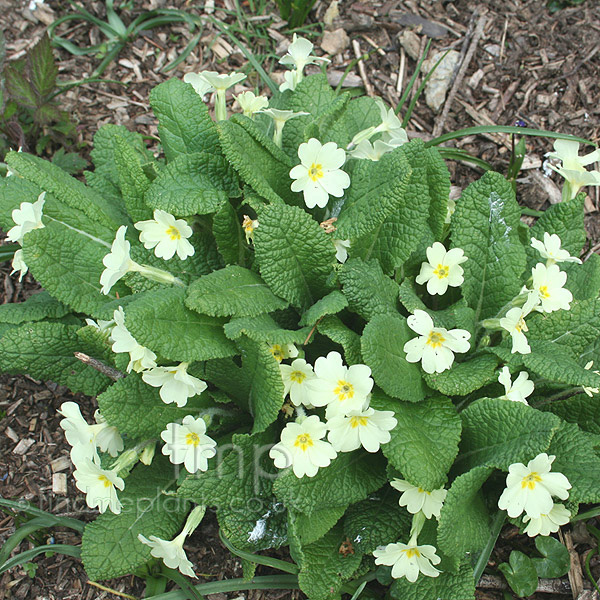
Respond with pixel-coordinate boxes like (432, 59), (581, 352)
(1, 0), (599, 598)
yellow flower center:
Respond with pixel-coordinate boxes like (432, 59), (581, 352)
(270, 344), (285, 362)
(98, 475), (112, 488)
(166, 226), (181, 241)
(308, 163), (324, 181)
(403, 548), (421, 559)
(294, 433), (314, 451)
(290, 370), (306, 384)
(538, 285), (550, 299)
(433, 264), (449, 279)
(417, 488), (432, 495)
(349, 416), (369, 428)
(333, 380), (354, 401)
(521, 472), (542, 490)
(186, 432), (201, 447)
(426, 331), (445, 348)
(515, 316), (528, 334)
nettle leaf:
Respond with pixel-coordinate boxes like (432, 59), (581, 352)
(254, 203), (335, 309)
(297, 524), (363, 600)
(224, 314), (310, 345)
(451, 171), (526, 320)
(326, 96), (381, 148)
(186, 265), (288, 318)
(81, 458), (189, 581)
(218, 116), (295, 204)
(526, 299), (600, 356)
(524, 340), (600, 387)
(124, 288), (236, 362)
(316, 315), (362, 365)
(290, 506), (347, 547)
(237, 336), (285, 434)
(531, 536), (570, 578)
(547, 420), (600, 504)
(437, 466), (492, 565)
(541, 393), (600, 436)
(361, 313), (425, 402)
(144, 152), (234, 217)
(526, 196), (586, 268)
(273, 452), (387, 515)
(564, 254), (600, 301)
(5, 151), (126, 229)
(150, 78), (219, 161)
(335, 147), (412, 240)
(212, 200), (246, 266)
(28, 34), (58, 100)
(343, 491), (411, 555)
(0, 322), (111, 396)
(498, 551), (538, 598)
(390, 562), (475, 600)
(179, 431), (286, 552)
(4, 62), (37, 108)
(424, 354), (499, 396)
(0, 291), (69, 324)
(299, 291), (348, 327)
(458, 398), (561, 471)
(97, 373), (210, 440)
(371, 394), (461, 490)
(339, 258), (399, 320)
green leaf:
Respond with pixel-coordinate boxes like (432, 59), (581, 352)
(28, 34), (58, 100)
(371, 394), (462, 490)
(317, 315), (362, 365)
(144, 153), (234, 217)
(297, 525), (363, 600)
(113, 135), (154, 222)
(81, 458), (189, 581)
(339, 258), (399, 320)
(423, 147), (451, 241)
(541, 393), (600, 435)
(124, 288), (236, 362)
(299, 290), (348, 327)
(97, 373), (210, 440)
(390, 562), (475, 600)
(564, 254), (600, 301)
(0, 291), (69, 324)
(424, 354), (499, 396)
(149, 78), (219, 162)
(212, 200), (246, 266)
(524, 340), (600, 387)
(273, 452), (387, 516)
(451, 171), (526, 320)
(498, 551), (538, 598)
(218, 116), (295, 204)
(531, 536), (570, 578)
(546, 420), (600, 504)
(437, 466), (492, 565)
(254, 203), (335, 309)
(186, 265), (288, 318)
(203, 357), (248, 409)
(51, 148), (88, 175)
(361, 313), (425, 402)
(343, 492), (411, 555)
(458, 398), (561, 471)
(0, 322), (111, 396)
(23, 223), (118, 314)
(4, 63), (37, 108)
(237, 336), (285, 434)
(326, 96), (381, 148)
(291, 506), (347, 546)
(335, 148), (412, 240)
(224, 314), (310, 345)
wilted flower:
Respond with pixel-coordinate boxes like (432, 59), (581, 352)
(10, 249), (28, 281)
(258, 108), (309, 147)
(242, 215), (259, 243)
(583, 361), (600, 396)
(269, 343), (298, 363)
(100, 226), (143, 295)
(7, 192), (46, 244)
(498, 367), (534, 404)
(333, 239), (350, 263)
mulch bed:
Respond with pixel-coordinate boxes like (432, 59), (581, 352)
(1, 0), (599, 598)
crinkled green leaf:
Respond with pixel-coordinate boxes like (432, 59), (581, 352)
(0, 291), (69, 324)
(224, 314), (310, 345)
(339, 258), (399, 320)
(326, 96), (381, 148)
(254, 203), (335, 309)
(186, 265), (288, 318)
(299, 290), (348, 327)
(390, 562), (475, 600)
(498, 551), (538, 598)
(203, 357), (248, 410)
(451, 171), (526, 320)
(4, 62), (37, 108)
(361, 313), (425, 402)
(150, 78), (219, 161)
(0, 322), (111, 396)
(458, 398), (561, 471)
(335, 148), (412, 240)
(438, 466), (492, 565)
(564, 254), (600, 301)
(273, 452), (387, 516)
(212, 200), (247, 266)
(218, 116), (294, 204)
(531, 536), (570, 578)
(124, 288), (236, 362)
(317, 315), (362, 365)
(424, 354), (499, 396)
(291, 505), (347, 546)
(541, 393), (600, 435)
(371, 393), (461, 490)
(28, 34), (58, 99)
(81, 458), (189, 581)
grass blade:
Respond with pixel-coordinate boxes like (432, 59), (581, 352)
(436, 147), (493, 170)
(0, 498), (85, 532)
(395, 39), (431, 115)
(0, 544), (81, 575)
(0, 244), (18, 263)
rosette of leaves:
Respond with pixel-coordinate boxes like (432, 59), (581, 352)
(1, 72), (600, 600)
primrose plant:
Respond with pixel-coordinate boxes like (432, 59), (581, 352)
(2, 35), (600, 600)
